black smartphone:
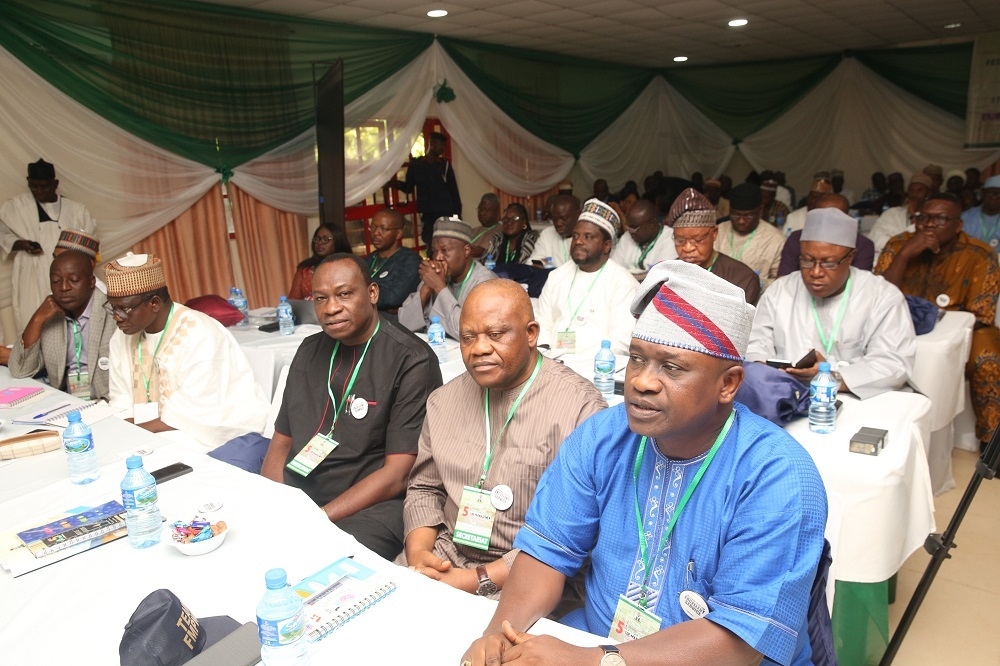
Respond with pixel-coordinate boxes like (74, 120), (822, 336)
(794, 349), (818, 369)
(150, 462), (193, 483)
(765, 359), (792, 369)
(258, 321), (280, 333)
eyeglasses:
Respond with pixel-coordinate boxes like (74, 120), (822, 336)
(370, 225), (401, 234)
(672, 231), (714, 247)
(103, 293), (155, 319)
(501, 216), (525, 225)
(729, 210), (759, 222)
(314, 235), (334, 243)
(799, 250), (853, 270)
(910, 212), (957, 228)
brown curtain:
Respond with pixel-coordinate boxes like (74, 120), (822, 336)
(230, 184), (310, 309)
(133, 184), (235, 303)
(496, 185), (560, 222)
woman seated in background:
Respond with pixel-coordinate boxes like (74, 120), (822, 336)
(484, 203), (539, 265)
(288, 223), (352, 299)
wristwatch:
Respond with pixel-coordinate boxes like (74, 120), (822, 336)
(599, 644), (626, 666)
(475, 565), (498, 596)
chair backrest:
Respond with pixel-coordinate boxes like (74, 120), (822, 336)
(263, 364), (290, 439)
(808, 539), (837, 666)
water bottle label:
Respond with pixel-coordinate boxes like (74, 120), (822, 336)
(122, 484), (158, 510)
(428, 330), (445, 344)
(594, 360), (615, 374)
(64, 435), (93, 454)
(810, 384), (837, 404)
(257, 609), (305, 646)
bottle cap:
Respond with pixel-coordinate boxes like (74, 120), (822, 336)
(126, 455), (143, 469)
(66, 410), (82, 423)
(430, 315), (441, 324)
(601, 340), (611, 348)
(264, 568), (287, 589)
(818, 361), (831, 372)
(279, 295), (287, 302)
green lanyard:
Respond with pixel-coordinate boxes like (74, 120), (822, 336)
(368, 254), (388, 278)
(728, 224), (758, 261)
(635, 227), (663, 269)
(478, 354), (544, 488)
(137, 304), (174, 402)
(810, 275), (852, 358)
(564, 262), (607, 332)
(632, 410), (735, 607)
(706, 251), (719, 272)
(70, 320), (83, 381)
(325, 319), (380, 436)
(503, 235), (519, 264)
(451, 264), (475, 297)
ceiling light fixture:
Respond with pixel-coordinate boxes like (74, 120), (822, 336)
(943, 22), (961, 29)
(674, 56), (689, 62)
(728, 18), (748, 27)
(427, 9), (448, 18)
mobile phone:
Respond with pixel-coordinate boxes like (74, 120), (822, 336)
(150, 462), (193, 483)
(765, 359), (792, 369)
(258, 321), (280, 333)
(794, 349), (818, 369)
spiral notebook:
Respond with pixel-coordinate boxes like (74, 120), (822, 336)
(12, 400), (114, 427)
(292, 557), (396, 642)
(0, 387), (45, 408)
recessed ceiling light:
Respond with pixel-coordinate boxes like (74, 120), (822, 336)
(728, 18), (749, 27)
(674, 56), (689, 62)
(943, 22), (961, 29)
(427, 9), (448, 18)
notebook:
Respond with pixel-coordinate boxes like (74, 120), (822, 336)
(17, 500), (126, 558)
(12, 400), (114, 427)
(292, 557), (396, 642)
(0, 387), (45, 408)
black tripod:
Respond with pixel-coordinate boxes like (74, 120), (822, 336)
(880, 428), (1000, 665)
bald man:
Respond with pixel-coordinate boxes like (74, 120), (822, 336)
(364, 208), (422, 314)
(9, 250), (116, 400)
(610, 200), (677, 280)
(399, 279), (606, 598)
(777, 193), (875, 277)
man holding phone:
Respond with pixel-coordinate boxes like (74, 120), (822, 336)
(747, 208), (915, 399)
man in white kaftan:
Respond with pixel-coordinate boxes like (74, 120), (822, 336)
(104, 253), (269, 449)
(714, 183), (785, 290)
(868, 171), (932, 261)
(746, 208), (915, 400)
(536, 199), (638, 356)
(610, 199), (677, 280)
(0, 160), (96, 334)
(528, 194), (578, 268)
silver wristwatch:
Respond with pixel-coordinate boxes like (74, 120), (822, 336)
(599, 644), (626, 666)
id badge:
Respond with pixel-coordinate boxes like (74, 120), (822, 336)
(452, 486), (496, 551)
(67, 371), (90, 399)
(133, 401), (159, 424)
(608, 595), (662, 643)
(555, 330), (576, 352)
(286, 433), (340, 477)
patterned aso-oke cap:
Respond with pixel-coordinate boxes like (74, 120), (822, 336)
(631, 260), (755, 361)
(578, 198), (620, 247)
(666, 188), (716, 229)
(105, 253), (167, 298)
(56, 229), (100, 259)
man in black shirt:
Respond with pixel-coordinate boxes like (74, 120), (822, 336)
(392, 132), (462, 248)
(364, 208), (421, 316)
(261, 253), (443, 559)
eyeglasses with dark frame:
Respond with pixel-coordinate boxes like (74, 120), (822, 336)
(799, 250), (854, 271)
(909, 212), (958, 228)
(103, 293), (155, 319)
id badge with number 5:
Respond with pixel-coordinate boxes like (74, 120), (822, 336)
(286, 432), (340, 477)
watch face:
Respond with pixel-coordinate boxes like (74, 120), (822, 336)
(600, 654), (626, 666)
(477, 580), (498, 596)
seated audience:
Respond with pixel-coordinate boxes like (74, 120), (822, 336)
(876, 194), (1000, 448)
(536, 199), (638, 355)
(760, 178), (791, 226)
(593, 178), (613, 203)
(965, 167), (982, 206)
(53, 228), (106, 292)
(289, 223), (351, 299)
(859, 171), (887, 205)
(749, 208), (915, 399)
(923, 164), (944, 192)
(105, 253), (269, 447)
(960, 175), (1000, 248)
(782, 176), (833, 237)
(470, 193), (502, 258)
(262, 254), (442, 559)
(399, 217), (496, 338)
(462, 261), (827, 666)
(529, 194), (579, 268)
(703, 178), (729, 220)
(714, 183), (785, 289)
(398, 279), (606, 597)
(484, 203), (539, 265)
(610, 200), (677, 280)
(774, 170), (794, 208)
(778, 194), (874, 277)
(831, 168), (854, 203)
(363, 208), (421, 315)
(9, 250), (116, 400)
(667, 188), (760, 304)
(869, 172), (932, 260)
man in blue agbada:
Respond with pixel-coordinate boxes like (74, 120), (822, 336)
(463, 260), (828, 666)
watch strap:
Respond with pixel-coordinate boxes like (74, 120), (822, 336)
(599, 645), (621, 655)
(476, 565), (490, 584)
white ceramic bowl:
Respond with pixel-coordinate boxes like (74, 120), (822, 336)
(168, 520), (230, 556)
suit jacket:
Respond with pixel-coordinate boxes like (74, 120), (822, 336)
(8, 290), (116, 400)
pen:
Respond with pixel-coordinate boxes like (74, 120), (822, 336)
(30, 402), (71, 420)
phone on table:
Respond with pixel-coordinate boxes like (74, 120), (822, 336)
(151, 462), (193, 483)
(765, 349), (817, 370)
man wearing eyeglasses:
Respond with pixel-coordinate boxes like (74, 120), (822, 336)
(364, 208), (421, 316)
(748, 208), (915, 398)
(877, 194), (1000, 447)
(104, 253), (269, 448)
(713, 183), (786, 290)
(610, 200), (677, 281)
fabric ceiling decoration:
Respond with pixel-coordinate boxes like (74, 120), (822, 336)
(853, 43), (974, 118)
(0, 0), (433, 168)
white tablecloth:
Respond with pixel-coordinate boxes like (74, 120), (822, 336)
(229, 324), (323, 399)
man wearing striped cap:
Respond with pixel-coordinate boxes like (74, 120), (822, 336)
(463, 261), (827, 666)
(104, 253), (269, 448)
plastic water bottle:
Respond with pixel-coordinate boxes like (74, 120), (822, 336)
(484, 254), (496, 271)
(63, 410), (99, 484)
(257, 568), (308, 665)
(543, 256), (555, 269)
(593, 340), (616, 396)
(120, 455), (162, 549)
(427, 316), (448, 364)
(809, 361), (839, 434)
(233, 288), (249, 327)
(277, 296), (295, 336)
(776, 213), (785, 230)
(227, 287), (238, 308)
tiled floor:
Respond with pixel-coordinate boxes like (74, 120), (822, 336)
(887, 448), (999, 664)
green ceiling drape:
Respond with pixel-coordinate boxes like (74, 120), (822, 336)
(853, 43), (973, 118)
